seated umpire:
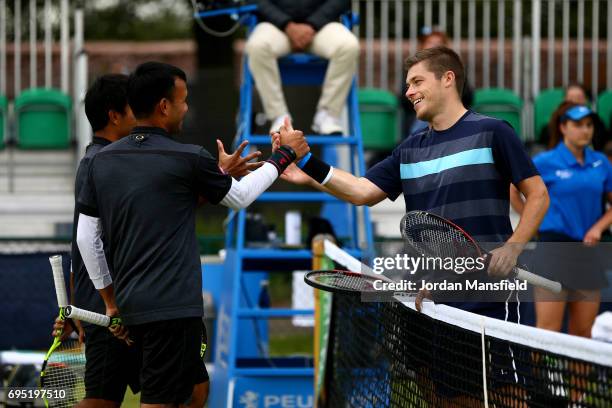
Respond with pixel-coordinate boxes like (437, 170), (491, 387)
(246, 0), (359, 134)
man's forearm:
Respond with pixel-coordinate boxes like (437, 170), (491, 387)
(308, 168), (371, 205)
(509, 185), (526, 215)
(484, 177), (548, 278)
(508, 182), (549, 248)
(220, 163), (278, 210)
(76, 214), (112, 289)
(98, 285), (118, 315)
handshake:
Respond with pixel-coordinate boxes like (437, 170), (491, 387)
(266, 116), (332, 187)
(270, 117), (310, 159)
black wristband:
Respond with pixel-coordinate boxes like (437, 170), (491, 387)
(302, 155), (332, 184)
(266, 145), (297, 175)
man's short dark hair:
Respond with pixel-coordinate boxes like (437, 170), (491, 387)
(127, 62), (187, 119)
(84, 74), (129, 132)
(404, 46), (466, 96)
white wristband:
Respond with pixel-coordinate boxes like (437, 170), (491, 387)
(321, 166), (334, 185)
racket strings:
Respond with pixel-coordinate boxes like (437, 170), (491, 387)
(42, 339), (86, 408)
(401, 213), (479, 259)
(310, 271), (380, 292)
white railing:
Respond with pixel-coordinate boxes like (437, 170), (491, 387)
(0, 0), (76, 95)
(353, 0), (611, 101)
(0, 0), (88, 159)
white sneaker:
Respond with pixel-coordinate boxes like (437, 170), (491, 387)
(312, 109), (343, 135)
(269, 114), (291, 134)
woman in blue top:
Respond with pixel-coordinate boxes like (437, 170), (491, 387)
(514, 101), (612, 337)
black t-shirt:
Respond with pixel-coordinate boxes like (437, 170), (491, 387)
(72, 136), (112, 324)
(77, 127), (232, 325)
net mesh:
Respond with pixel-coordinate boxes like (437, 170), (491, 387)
(325, 294), (612, 407)
(40, 339), (86, 408)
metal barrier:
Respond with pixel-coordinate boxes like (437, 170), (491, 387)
(0, 0), (88, 158)
(350, 0), (612, 141)
(353, 0), (611, 104)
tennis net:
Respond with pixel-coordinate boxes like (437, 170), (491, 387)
(321, 241), (612, 407)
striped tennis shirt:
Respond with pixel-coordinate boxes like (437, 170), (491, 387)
(366, 110), (539, 244)
(366, 111), (539, 313)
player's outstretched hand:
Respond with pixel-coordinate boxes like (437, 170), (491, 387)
(279, 117), (309, 159)
(280, 163), (313, 186)
(217, 139), (263, 177)
(272, 130), (315, 185)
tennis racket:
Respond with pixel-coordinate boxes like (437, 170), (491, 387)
(40, 255), (86, 408)
(65, 305), (133, 345)
(63, 305), (121, 327)
(304, 269), (397, 295)
(400, 211), (562, 293)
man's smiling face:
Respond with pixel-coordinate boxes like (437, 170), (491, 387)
(405, 61), (446, 122)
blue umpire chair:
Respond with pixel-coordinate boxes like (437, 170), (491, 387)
(195, 5), (374, 406)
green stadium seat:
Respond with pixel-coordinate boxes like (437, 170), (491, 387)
(0, 95), (7, 149)
(534, 88), (565, 141)
(358, 88), (399, 150)
(472, 88), (523, 137)
(597, 90), (612, 130)
(15, 88), (72, 149)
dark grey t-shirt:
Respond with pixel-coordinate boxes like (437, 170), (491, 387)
(77, 127), (232, 325)
(72, 136), (111, 324)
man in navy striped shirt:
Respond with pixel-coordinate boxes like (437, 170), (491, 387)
(279, 46), (549, 311)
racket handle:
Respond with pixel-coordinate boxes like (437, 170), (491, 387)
(515, 266), (562, 293)
(65, 305), (116, 327)
(49, 255), (68, 308)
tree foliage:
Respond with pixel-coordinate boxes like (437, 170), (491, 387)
(82, 0), (193, 41)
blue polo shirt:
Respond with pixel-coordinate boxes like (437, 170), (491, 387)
(534, 143), (612, 241)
